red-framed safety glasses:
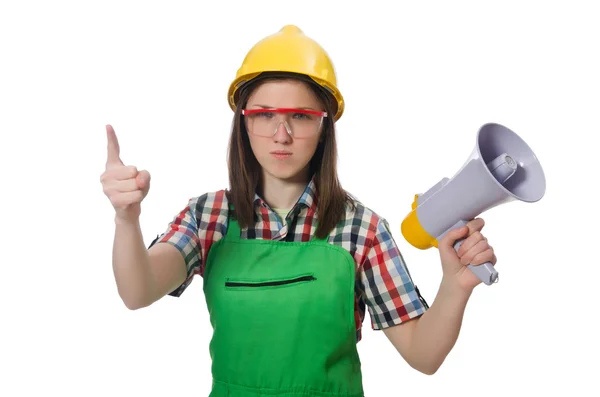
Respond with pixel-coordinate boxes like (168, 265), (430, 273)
(241, 108), (327, 138)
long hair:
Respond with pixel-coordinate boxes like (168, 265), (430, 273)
(225, 72), (355, 239)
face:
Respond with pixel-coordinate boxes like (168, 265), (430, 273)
(244, 79), (325, 183)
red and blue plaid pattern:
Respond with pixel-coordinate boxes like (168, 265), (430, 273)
(149, 176), (428, 342)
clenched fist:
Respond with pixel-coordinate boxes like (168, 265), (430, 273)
(438, 218), (497, 292)
(100, 125), (151, 222)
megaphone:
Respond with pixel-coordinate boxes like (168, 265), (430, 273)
(401, 123), (546, 285)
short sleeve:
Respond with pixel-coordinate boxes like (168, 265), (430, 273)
(359, 217), (429, 330)
(148, 197), (202, 297)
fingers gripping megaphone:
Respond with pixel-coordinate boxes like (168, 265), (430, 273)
(401, 123), (546, 285)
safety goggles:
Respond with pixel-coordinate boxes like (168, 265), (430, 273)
(241, 108), (327, 139)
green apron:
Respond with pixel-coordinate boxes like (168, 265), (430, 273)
(202, 211), (364, 397)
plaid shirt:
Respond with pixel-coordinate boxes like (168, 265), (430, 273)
(149, 176), (429, 342)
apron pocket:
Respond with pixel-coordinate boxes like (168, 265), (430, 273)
(225, 274), (316, 289)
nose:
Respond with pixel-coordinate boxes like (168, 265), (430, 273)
(272, 121), (292, 143)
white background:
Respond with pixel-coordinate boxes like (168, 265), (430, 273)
(1, 1), (598, 396)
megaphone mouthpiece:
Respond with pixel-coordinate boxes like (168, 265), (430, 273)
(487, 153), (518, 184)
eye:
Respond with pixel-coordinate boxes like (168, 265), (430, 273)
(257, 112), (274, 118)
(293, 113), (313, 120)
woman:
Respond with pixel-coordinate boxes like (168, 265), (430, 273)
(101, 25), (496, 396)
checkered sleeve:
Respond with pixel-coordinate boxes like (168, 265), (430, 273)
(360, 217), (429, 330)
(148, 196), (202, 297)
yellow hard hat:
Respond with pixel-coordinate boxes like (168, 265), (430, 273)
(228, 25), (345, 121)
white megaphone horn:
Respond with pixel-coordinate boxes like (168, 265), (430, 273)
(401, 123), (546, 285)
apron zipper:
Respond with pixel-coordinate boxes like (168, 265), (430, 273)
(225, 275), (316, 288)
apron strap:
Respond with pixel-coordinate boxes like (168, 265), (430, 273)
(225, 202), (241, 242)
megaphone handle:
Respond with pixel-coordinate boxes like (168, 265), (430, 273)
(452, 239), (499, 285)
(468, 261), (498, 285)
(447, 220), (499, 286)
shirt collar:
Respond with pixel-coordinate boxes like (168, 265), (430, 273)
(253, 174), (319, 213)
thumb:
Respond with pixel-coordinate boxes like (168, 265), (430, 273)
(136, 170), (151, 193)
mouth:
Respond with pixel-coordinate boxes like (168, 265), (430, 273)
(270, 150), (292, 159)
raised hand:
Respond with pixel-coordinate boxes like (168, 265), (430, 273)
(100, 124), (151, 222)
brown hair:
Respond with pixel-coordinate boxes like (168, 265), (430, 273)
(225, 72), (356, 239)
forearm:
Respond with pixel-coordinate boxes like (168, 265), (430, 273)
(112, 216), (157, 310)
(406, 279), (472, 374)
